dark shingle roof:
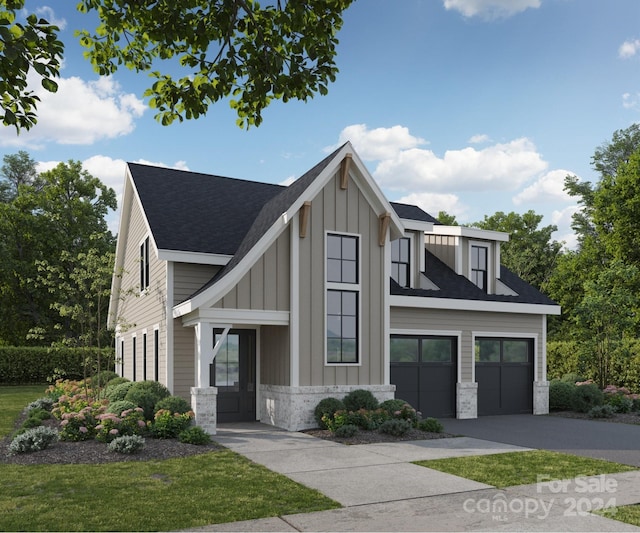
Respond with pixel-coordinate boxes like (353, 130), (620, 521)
(390, 202), (441, 224)
(390, 251), (557, 306)
(128, 163), (284, 255)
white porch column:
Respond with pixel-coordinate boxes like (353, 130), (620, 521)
(194, 321), (214, 388)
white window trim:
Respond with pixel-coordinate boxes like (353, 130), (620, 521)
(468, 240), (492, 294)
(471, 331), (539, 384)
(325, 230), (362, 366)
(153, 324), (160, 382)
(391, 234), (414, 288)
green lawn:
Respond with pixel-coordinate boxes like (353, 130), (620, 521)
(0, 384), (49, 436)
(416, 450), (637, 488)
(0, 385), (340, 531)
(597, 504), (640, 527)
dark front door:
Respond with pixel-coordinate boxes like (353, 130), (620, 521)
(209, 329), (256, 423)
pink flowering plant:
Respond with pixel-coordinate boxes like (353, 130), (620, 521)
(151, 409), (194, 439)
(603, 384), (638, 413)
(50, 379), (108, 419)
(95, 408), (146, 443)
(59, 407), (99, 441)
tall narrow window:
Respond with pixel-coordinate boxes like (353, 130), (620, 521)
(140, 237), (150, 290)
(326, 233), (359, 364)
(132, 337), (137, 381)
(120, 339), (124, 376)
(142, 332), (147, 380)
(154, 329), (159, 381)
(471, 245), (488, 292)
(391, 237), (410, 287)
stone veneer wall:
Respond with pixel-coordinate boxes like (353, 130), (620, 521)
(260, 384), (396, 431)
(456, 382), (478, 419)
(533, 381), (549, 415)
(191, 387), (218, 435)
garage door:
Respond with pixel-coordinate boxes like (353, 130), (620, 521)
(390, 335), (457, 418)
(475, 337), (533, 415)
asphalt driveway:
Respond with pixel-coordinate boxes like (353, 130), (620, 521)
(443, 414), (640, 466)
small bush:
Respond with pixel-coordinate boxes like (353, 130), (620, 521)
(633, 398), (640, 412)
(331, 408), (389, 431)
(151, 409), (193, 439)
(26, 407), (51, 421)
(178, 426), (211, 445)
(9, 426), (59, 454)
(104, 381), (134, 402)
(561, 373), (584, 384)
(605, 394), (633, 413)
(95, 408), (146, 443)
(589, 405), (615, 419)
(379, 418), (411, 437)
(91, 371), (120, 388)
(106, 376), (129, 388)
(26, 397), (54, 412)
(549, 379), (576, 410)
(107, 400), (138, 415)
(154, 395), (191, 415)
(125, 381), (171, 420)
(108, 434), (145, 454)
(380, 399), (409, 415)
(20, 416), (44, 430)
(59, 408), (99, 441)
(314, 397), (345, 429)
(334, 424), (359, 438)
(418, 417), (444, 433)
(343, 389), (379, 412)
(571, 383), (604, 413)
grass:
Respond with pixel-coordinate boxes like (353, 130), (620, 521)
(0, 384), (340, 531)
(597, 504), (640, 527)
(415, 450), (637, 488)
(0, 384), (49, 436)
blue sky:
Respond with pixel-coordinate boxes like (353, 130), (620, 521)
(2, 0), (640, 248)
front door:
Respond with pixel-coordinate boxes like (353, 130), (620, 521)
(209, 329), (256, 423)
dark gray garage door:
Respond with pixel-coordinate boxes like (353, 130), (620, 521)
(390, 335), (457, 418)
(475, 337), (533, 415)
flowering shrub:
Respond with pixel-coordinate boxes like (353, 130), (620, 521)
(151, 409), (194, 439)
(95, 408), (146, 443)
(59, 407), (99, 441)
(50, 380), (108, 420)
(9, 426), (59, 454)
(603, 385), (637, 413)
(108, 435), (145, 454)
(391, 403), (420, 427)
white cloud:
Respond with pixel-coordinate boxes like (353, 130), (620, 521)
(326, 124), (427, 161)
(397, 192), (468, 220)
(35, 6), (66, 29)
(443, 0), (540, 19)
(619, 39), (640, 59)
(622, 92), (640, 110)
(373, 137), (547, 192)
(512, 169), (575, 205)
(0, 75), (146, 148)
(468, 133), (490, 144)
(551, 205), (580, 250)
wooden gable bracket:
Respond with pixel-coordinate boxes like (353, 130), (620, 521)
(340, 153), (352, 190)
(379, 212), (391, 246)
(299, 201), (311, 238)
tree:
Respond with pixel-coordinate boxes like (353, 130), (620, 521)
(472, 210), (562, 291)
(2, 0), (353, 131)
(436, 211), (458, 225)
(0, 1), (63, 131)
(0, 150), (39, 202)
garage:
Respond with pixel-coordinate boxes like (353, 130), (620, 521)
(390, 335), (457, 418)
(475, 337), (533, 415)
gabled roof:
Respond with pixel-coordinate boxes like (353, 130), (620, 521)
(390, 202), (441, 225)
(390, 250), (557, 307)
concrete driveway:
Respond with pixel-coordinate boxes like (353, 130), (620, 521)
(443, 414), (640, 467)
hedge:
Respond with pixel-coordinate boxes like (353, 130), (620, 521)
(0, 346), (115, 384)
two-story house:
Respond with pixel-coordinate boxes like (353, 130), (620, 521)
(108, 143), (560, 433)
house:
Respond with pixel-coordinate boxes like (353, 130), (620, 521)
(108, 143), (560, 434)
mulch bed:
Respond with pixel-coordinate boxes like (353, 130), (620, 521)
(302, 427), (456, 445)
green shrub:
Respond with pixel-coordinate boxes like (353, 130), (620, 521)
(571, 383), (604, 413)
(154, 395), (191, 415)
(59, 408), (99, 441)
(605, 394), (633, 413)
(334, 424), (359, 438)
(95, 408), (146, 443)
(26, 407), (51, 421)
(588, 405), (615, 419)
(178, 426), (211, 445)
(418, 417), (444, 433)
(125, 381), (171, 420)
(91, 371), (119, 388)
(105, 381), (134, 402)
(8, 426), (59, 454)
(314, 397), (345, 429)
(633, 398), (640, 412)
(549, 379), (576, 410)
(108, 434), (146, 454)
(20, 416), (44, 430)
(343, 389), (379, 412)
(380, 399), (409, 415)
(26, 397), (54, 412)
(151, 409), (193, 439)
(379, 418), (411, 437)
(561, 372), (584, 384)
(106, 377), (129, 388)
(107, 400), (138, 415)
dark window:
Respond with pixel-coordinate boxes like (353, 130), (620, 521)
(154, 329), (159, 381)
(142, 333), (147, 380)
(140, 237), (150, 290)
(391, 335), (455, 364)
(471, 245), (488, 292)
(475, 338), (531, 364)
(214, 333), (240, 388)
(120, 339), (124, 376)
(391, 238), (410, 287)
(327, 290), (358, 363)
(327, 234), (358, 284)
(132, 337), (137, 381)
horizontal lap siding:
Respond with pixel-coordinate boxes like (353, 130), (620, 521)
(118, 198), (167, 385)
(391, 307), (543, 382)
(173, 263), (220, 304)
(298, 173), (385, 387)
(425, 235), (456, 271)
(173, 317), (194, 400)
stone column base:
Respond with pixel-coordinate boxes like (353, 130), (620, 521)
(456, 382), (478, 419)
(191, 387), (218, 435)
(259, 384), (396, 431)
(533, 381), (549, 415)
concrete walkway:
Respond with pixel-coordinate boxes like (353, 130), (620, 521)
(185, 422), (640, 532)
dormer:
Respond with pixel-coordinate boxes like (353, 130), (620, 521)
(423, 225), (511, 295)
(389, 218), (434, 290)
